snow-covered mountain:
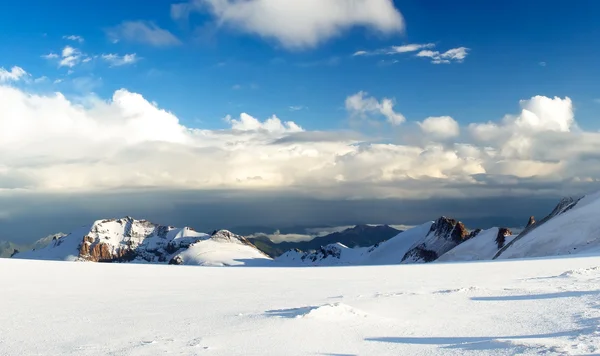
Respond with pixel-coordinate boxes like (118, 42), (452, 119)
(14, 217), (271, 266)
(277, 217), (483, 266)
(495, 192), (600, 259)
(437, 227), (515, 262)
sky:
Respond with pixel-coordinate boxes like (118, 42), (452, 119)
(2, 0), (600, 242)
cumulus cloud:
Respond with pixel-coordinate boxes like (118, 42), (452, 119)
(106, 21), (181, 47)
(101, 53), (139, 67)
(0, 66), (28, 82)
(419, 116), (460, 139)
(416, 47), (469, 64)
(224, 113), (303, 133)
(345, 91), (406, 125)
(172, 0), (404, 49)
(1, 78), (599, 201)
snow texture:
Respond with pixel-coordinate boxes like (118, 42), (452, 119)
(2, 256), (600, 355)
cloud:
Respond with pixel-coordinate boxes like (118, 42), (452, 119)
(345, 91), (405, 125)
(353, 43), (435, 56)
(419, 116), (460, 140)
(106, 21), (181, 47)
(539, 61), (547, 67)
(289, 106), (306, 112)
(101, 53), (139, 67)
(2, 76), (600, 204)
(0, 66), (28, 82)
(224, 113), (303, 133)
(63, 35), (84, 43)
(172, 0), (404, 50)
(416, 47), (469, 64)
(42, 46), (90, 68)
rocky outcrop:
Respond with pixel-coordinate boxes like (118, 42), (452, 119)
(494, 196), (583, 259)
(495, 228), (513, 249)
(401, 217), (470, 263)
(526, 216), (536, 228)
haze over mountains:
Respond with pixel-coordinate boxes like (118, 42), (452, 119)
(11, 190), (600, 267)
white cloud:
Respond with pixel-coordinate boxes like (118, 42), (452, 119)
(419, 116), (460, 139)
(172, 0), (404, 50)
(345, 91), (405, 125)
(101, 53), (139, 67)
(539, 61), (547, 67)
(49, 46), (84, 68)
(0, 66), (29, 82)
(1, 76), (600, 200)
(224, 113), (303, 133)
(416, 47), (469, 64)
(63, 35), (84, 43)
(289, 106), (306, 112)
(106, 21), (181, 47)
(354, 43), (434, 56)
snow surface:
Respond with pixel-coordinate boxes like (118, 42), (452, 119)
(499, 191), (600, 259)
(2, 256), (600, 355)
(437, 228), (516, 262)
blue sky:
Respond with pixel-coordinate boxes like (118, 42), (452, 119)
(4, 0), (600, 240)
(2, 0), (600, 131)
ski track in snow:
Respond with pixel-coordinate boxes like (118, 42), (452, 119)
(2, 257), (600, 355)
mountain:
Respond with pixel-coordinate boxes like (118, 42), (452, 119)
(495, 192), (600, 259)
(436, 227), (515, 262)
(14, 217), (271, 266)
(0, 233), (65, 258)
(277, 218), (485, 266)
(249, 224), (402, 257)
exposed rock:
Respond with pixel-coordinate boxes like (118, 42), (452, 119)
(401, 217), (470, 263)
(168, 255), (183, 265)
(10, 249), (19, 258)
(526, 216), (536, 228)
(495, 228), (513, 249)
(429, 217), (469, 243)
(467, 229), (483, 240)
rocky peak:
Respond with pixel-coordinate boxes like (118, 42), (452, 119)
(495, 227), (513, 249)
(526, 216), (536, 228)
(429, 216), (469, 242)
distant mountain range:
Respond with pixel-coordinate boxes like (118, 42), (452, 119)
(0, 233), (65, 258)
(10, 190), (600, 266)
(249, 224), (402, 257)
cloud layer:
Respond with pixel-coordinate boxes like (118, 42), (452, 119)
(1, 81), (599, 202)
(172, 0), (404, 49)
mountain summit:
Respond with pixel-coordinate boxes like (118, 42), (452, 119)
(14, 217), (271, 266)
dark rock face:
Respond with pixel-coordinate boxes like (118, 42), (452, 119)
(495, 228), (513, 249)
(402, 246), (439, 263)
(401, 217), (470, 263)
(10, 249), (19, 258)
(429, 217), (469, 243)
(526, 216), (536, 228)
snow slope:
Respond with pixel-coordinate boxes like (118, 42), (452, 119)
(437, 228), (516, 262)
(2, 256), (600, 355)
(498, 191), (600, 259)
(276, 222), (435, 266)
(277, 219), (477, 266)
(14, 217), (271, 266)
